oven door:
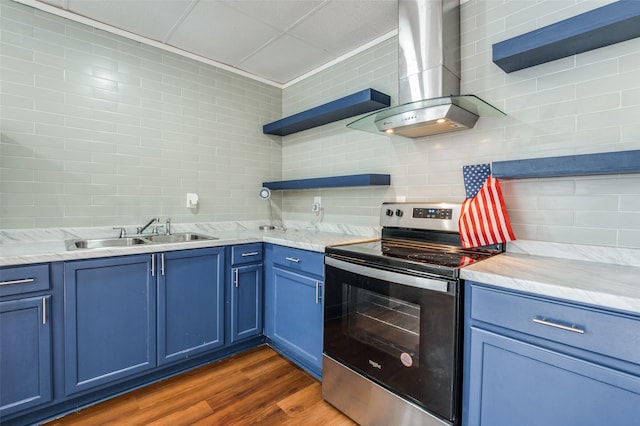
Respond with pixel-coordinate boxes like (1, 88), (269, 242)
(323, 256), (460, 422)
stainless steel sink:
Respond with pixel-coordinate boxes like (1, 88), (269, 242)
(144, 232), (217, 244)
(66, 237), (149, 250)
(65, 232), (217, 250)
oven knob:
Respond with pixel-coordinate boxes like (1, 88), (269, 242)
(395, 209), (404, 217)
(385, 209), (394, 217)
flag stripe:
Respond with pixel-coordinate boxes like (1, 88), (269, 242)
(458, 173), (515, 248)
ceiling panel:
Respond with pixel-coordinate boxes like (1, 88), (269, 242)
(289, 0), (398, 55)
(167, 0), (282, 67)
(222, 0), (326, 32)
(240, 33), (334, 84)
(65, 0), (195, 42)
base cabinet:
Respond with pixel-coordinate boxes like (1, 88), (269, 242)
(464, 282), (640, 426)
(265, 245), (323, 377)
(64, 255), (156, 395)
(0, 296), (52, 416)
(158, 248), (225, 364)
(64, 247), (225, 394)
(230, 262), (263, 343)
(228, 244), (264, 344)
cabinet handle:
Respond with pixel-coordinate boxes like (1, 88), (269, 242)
(161, 253), (165, 276)
(533, 318), (585, 334)
(234, 268), (239, 287)
(0, 278), (35, 286)
(151, 254), (155, 277)
(42, 297), (47, 325)
(285, 257), (300, 263)
(315, 282), (321, 304)
(241, 251), (259, 257)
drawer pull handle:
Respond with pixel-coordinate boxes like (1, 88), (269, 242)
(241, 251), (260, 257)
(533, 318), (585, 334)
(285, 257), (300, 263)
(0, 278), (35, 286)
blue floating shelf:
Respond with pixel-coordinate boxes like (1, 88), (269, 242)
(263, 174), (391, 190)
(492, 150), (640, 179)
(493, 0), (640, 73)
(263, 88), (391, 136)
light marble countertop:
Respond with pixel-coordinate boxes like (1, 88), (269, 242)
(0, 223), (377, 267)
(2, 222), (639, 317)
(461, 252), (640, 315)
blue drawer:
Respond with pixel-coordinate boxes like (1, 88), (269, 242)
(270, 245), (324, 278)
(470, 283), (640, 366)
(231, 243), (263, 265)
(0, 264), (50, 297)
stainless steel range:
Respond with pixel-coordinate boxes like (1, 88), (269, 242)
(322, 202), (503, 426)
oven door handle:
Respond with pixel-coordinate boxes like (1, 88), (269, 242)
(325, 257), (449, 293)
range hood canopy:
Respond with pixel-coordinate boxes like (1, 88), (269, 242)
(348, 0), (505, 138)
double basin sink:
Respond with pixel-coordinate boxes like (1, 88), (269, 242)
(66, 232), (217, 251)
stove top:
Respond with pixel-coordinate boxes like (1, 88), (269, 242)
(381, 240), (495, 268)
(325, 202), (504, 279)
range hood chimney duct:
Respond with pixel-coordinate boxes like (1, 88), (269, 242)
(348, 0), (504, 138)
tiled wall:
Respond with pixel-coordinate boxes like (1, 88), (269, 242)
(0, 0), (282, 229)
(281, 0), (640, 248)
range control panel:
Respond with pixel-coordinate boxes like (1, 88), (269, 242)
(412, 207), (453, 220)
(380, 202), (462, 232)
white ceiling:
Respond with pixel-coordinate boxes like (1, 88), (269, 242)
(34, 0), (399, 86)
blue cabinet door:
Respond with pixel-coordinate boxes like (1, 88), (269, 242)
(157, 248), (225, 365)
(465, 327), (640, 426)
(230, 263), (263, 343)
(265, 265), (323, 376)
(64, 255), (156, 395)
(0, 296), (52, 416)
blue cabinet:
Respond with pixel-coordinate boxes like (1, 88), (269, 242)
(65, 248), (227, 392)
(264, 244), (323, 378)
(229, 244), (263, 344)
(463, 282), (640, 426)
(158, 248), (225, 365)
(64, 255), (156, 395)
(0, 296), (52, 416)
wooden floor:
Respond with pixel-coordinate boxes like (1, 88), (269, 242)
(45, 346), (356, 426)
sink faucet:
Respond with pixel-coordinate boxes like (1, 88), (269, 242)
(137, 217), (159, 235)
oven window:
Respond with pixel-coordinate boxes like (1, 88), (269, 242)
(346, 286), (420, 366)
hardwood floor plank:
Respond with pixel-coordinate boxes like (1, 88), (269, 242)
(45, 396), (139, 426)
(277, 382), (323, 416)
(145, 400), (213, 426)
(44, 346), (355, 426)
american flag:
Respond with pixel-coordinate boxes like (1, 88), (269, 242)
(458, 164), (515, 248)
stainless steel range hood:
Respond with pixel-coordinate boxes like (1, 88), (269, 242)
(348, 0), (505, 138)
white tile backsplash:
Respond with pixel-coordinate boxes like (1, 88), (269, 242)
(279, 0), (640, 249)
(0, 0), (282, 230)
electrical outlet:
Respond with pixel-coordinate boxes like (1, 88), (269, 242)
(312, 196), (321, 212)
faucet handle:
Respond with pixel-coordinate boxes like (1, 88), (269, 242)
(113, 227), (127, 238)
(165, 218), (171, 235)
(152, 224), (165, 235)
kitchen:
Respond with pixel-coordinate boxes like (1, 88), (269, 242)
(1, 0), (639, 425)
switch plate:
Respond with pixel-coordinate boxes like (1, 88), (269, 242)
(312, 196), (321, 212)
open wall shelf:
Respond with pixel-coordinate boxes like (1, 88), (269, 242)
(492, 150), (640, 179)
(263, 89), (390, 136)
(493, 0), (640, 73)
(263, 174), (390, 190)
